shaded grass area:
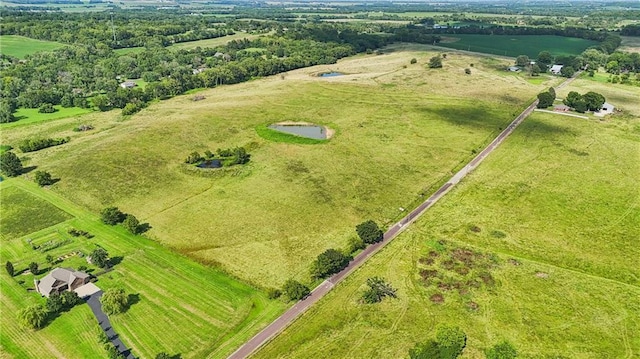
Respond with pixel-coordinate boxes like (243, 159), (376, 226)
(437, 35), (599, 58)
(0, 179), (285, 359)
(255, 124), (329, 144)
(0, 35), (65, 58)
(168, 32), (263, 50)
(0, 186), (72, 240)
(254, 101), (640, 359)
(3, 106), (93, 129)
(0, 50), (549, 288)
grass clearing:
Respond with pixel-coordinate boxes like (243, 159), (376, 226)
(168, 32), (264, 50)
(620, 36), (640, 53)
(0, 186), (72, 240)
(0, 35), (66, 58)
(0, 48), (555, 288)
(0, 179), (285, 359)
(254, 82), (640, 359)
(436, 34), (599, 58)
(3, 106), (93, 129)
(255, 124), (329, 144)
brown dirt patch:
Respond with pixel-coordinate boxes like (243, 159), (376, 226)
(467, 301), (479, 311)
(535, 272), (549, 278)
(508, 258), (521, 266)
(430, 293), (445, 304)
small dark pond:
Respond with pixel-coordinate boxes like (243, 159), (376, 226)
(197, 159), (222, 168)
(320, 72), (344, 77)
(268, 124), (327, 140)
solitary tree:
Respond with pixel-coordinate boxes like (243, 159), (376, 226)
(5, 261), (14, 276)
(101, 207), (125, 225)
(530, 64), (541, 76)
(515, 55), (530, 67)
(560, 65), (575, 78)
(101, 287), (129, 315)
(0, 151), (23, 177)
(536, 92), (554, 108)
(361, 277), (397, 303)
(485, 341), (517, 359)
(356, 220), (384, 244)
(89, 248), (109, 268)
(18, 304), (49, 329)
(28, 262), (39, 275)
(282, 279), (310, 301)
(429, 56), (443, 68)
(311, 248), (350, 279)
(122, 214), (141, 234)
(34, 170), (54, 186)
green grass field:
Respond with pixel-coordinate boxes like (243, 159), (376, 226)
(0, 35), (65, 58)
(168, 32), (264, 50)
(254, 84), (640, 358)
(0, 179), (285, 359)
(437, 35), (599, 58)
(2, 106), (93, 129)
(0, 48), (555, 288)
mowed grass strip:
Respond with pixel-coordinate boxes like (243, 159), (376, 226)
(254, 98), (640, 358)
(0, 186), (72, 240)
(0, 50), (553, 287)
(0, 179), (285, 359)
(0, 35), (66, 58)
(437, 34), (599, 58)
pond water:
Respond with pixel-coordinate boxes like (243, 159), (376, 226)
(197, 159), (222, 168)
(268, 124), (327, 139)
(320, 72), (344, 77)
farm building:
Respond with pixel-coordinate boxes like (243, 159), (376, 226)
(120, 81), (137, 89)
(594, 102), (615, 117)
(507, 66), (521, 72)
(550, 65), (563, 75)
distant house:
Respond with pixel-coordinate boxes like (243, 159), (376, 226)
(554, 104), (571, 112)
(120, 81), (137, 89)
(550, 65), (563, 75)
(507, 66), (521, 72)
(433, 24), (448, 29)
(192, 67), (206, 75)
(35, 267), (91, 298)
(594, 102), (615, 117)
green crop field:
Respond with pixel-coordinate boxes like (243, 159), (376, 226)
(0, 46), (557, 288)
(0, 180), (285, 359)
(254, 82), (640, 358)
(0, 35), (66, 59)
(437, 35), (599, 58)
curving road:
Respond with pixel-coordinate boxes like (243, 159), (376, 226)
(86, 291), (136, 359)
(228, 74), (580, 359)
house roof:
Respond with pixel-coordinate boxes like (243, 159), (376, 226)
(507, 66), (520, 71)
(37, 268), (89, 296)
(550, 65), (563, 72)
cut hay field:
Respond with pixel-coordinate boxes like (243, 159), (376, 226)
(254, 85), (640, 359)
(1, 47), (557, 288)
(0, 35), (65, 58)
(437, 34), (599, 58)
(0, 179), (284, 359)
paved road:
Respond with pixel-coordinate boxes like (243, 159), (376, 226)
(86, 291), (136, 359)
(228, 74), (580, 359)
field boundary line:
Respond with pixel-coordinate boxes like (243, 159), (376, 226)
(227, 73), (582, 359)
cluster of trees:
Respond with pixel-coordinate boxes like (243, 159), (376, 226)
(185, 146), (251, 167)
(310, 249), (350, 279)
(536, 87), (557, 108)
(34, 170), (55, 186)
(17, 137), (70, 153)
(89, 247), (110, 268)
(564, 91), (606, 113)
(409, 326), (467, 359)
(0, 151), (23, 177)
(17, 291), (82, 330)
(100, 206), (145, 235)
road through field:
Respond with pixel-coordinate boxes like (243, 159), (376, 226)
(228, 73), (580, 359)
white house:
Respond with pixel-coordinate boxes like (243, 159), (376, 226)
(507, 66), (521, 72)
(550, 65), (563, 75)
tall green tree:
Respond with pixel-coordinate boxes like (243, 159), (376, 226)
(5, 261), (14, 276)
(0, 151), (23, 177)
(34, 170), (54, 186)
(28, 262), (39, 275)
(537, 51), (554, 67)
(311, 248), (350, 279)
(101, 287), (129, 315)
(18, 304), (49, 329)
(122, 214), (141, 234)
(101, 207), (125, 225)
(515, 55), (530, 67)
(90, 248), (110, 268)
(282, 279), (310, 301)
(536, 92), (554, 108)
(582, 91), (606, 111)
(486, 341), (517, 359)
(356, 220), (383, 244)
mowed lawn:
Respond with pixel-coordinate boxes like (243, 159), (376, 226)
(2, 106), (93, 129)
(0, 35), (65, 58)
(0, 180), (284, 359)
(438, 34), (599, 58)
(254, 86), (640, 359)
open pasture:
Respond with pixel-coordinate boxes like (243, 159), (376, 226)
(0, 35), (65, 59)
(0, 48), (555, 288)
(254, 83), (640, 359)
(437, 34), (599, 58)
(0, 180), (284, 359)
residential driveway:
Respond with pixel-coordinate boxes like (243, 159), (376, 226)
(86, 291), (136, 359)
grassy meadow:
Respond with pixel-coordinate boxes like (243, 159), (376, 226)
(2, 106), (93, 129)
(437, 35), (599, 58)
(0, 35), (65, 58)
(168, 32), (264, 50)
(254, 83), (640, 358)
(0, 179), (285, 359)
(0, 46), (557, 288)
